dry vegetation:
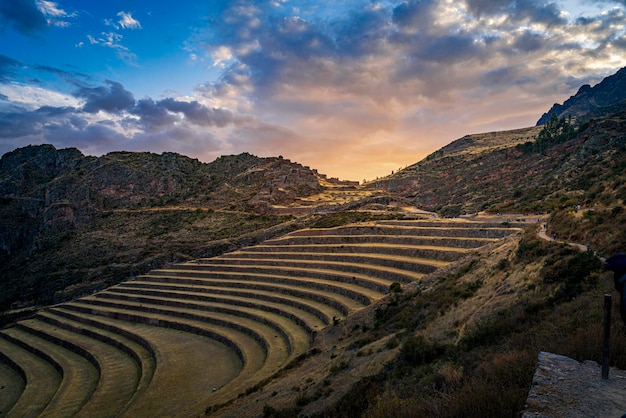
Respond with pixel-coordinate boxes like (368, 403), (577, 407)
(1, 105), (625, 417)
(245, 225), (617, 418)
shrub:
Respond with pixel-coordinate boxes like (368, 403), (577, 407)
(542, 249), (602, 301)
(400, 335), (444, 366)
(389, 282), (402, 293)
(515, 231), (549, 262)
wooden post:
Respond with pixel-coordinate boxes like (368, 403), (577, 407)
(602, 294), (611, 380)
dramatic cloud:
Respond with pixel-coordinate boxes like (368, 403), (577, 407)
(0, 0), (47, 35)
(74, 80), (135, 114)
(130, 97), (245, 130)
(89, 10), (142, 64)
(1, 1), (626, 181)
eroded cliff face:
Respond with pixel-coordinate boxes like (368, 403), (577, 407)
(0, 145), (330, 310)
(0, 145), (84, 257)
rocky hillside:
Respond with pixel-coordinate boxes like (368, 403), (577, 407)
(537, 66), (626, 124)
(1, 68), (626, 418)
(374, 111), (626, 223)
(0, 147), (344, 312)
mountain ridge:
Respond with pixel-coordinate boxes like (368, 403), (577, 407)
(1, 65), (626, 417)
(536, 66), (626, 125)
(1, 147), (364, 311)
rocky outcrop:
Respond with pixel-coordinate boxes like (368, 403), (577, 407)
(537, 66), (626, 125)
(0, 146), (333, 311)
(523, 351), (626, 418)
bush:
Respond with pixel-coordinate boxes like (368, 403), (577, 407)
(389, 282), (402, 293)
(400, 335), (444, 366)
(515, 231), (549, 262)
(542, 249), (602, 301)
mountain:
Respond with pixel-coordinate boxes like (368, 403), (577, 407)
(375, 107), (626, 223)
(0, 146), (367, 311)
(536, 66), (626, 124)
(1, 70), (626, 418)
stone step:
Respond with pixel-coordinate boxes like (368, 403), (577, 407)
(184, 257), (425, 284)
(108, 284), (328, 330)
(0, 326), (98, 417)
(217, 251), (447, 274)
(141, 271), (377, 307)
(290, 223), (522, 238)
(375, 216), (535, 229)
(0, 336), (60, 417)
(159, 264), (396, 293)
(119, 280), (350, 323)
(36, 309), (155, 415)
(15, 318), (139, 418)
(84, 292), (312, 359)
(264, 233), (499, 248)
(238, 243), (468, 261)
(57, 302), (280, 416)
(375, 219), (526, 231)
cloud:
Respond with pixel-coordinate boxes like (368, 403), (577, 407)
(117, 11), (141, 29)
(465, 0), (566, 25)
(0, 0), (47, 35)
(211, 46), (234, 67)
(130, 98), (179, 131)
(392, 0), (436, 31)
(170, 0), (626, 180)
(74, 80), (136, 114)
(2, 0), (626, 182)
(0, 55), (23, 82)
(43, 120), (128, 151)
(155, 98), (233, 127)
(86, 32), (138, 65)
(36, 0), (76, 27)
(130, 97), (245, 129)
(35, 65), (90, 87)
(88, 10), (141, 65)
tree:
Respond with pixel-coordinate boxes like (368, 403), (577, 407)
(534, 114), (576, 153)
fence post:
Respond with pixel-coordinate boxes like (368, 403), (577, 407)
(602, 294), (612, 380)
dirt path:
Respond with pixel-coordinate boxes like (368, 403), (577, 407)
(537, 222), (589, 252)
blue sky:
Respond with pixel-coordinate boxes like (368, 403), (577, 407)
(1, 0), (625, 181)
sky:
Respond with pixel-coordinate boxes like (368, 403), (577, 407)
(0, 1), (625, 182)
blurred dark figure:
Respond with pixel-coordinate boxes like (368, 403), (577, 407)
(606, 254), (626, 326)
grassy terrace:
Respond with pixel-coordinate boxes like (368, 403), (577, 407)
(189, 257), (427, 284)
(218, 251), (449, 273)
(1, 326), (98, 416)
(36, 308), (156, 407)
(0, 218), (523, 416)
(0, 336), (60, 417)
(160, 264), (400, 293)
(0, 359), (23, 413)
(15, 318), (139, 417)
(104, 286), (328, 330)
(264, 233), (500, 248)
(117, 280), (347, 320)
(140, 271), (378, 306)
